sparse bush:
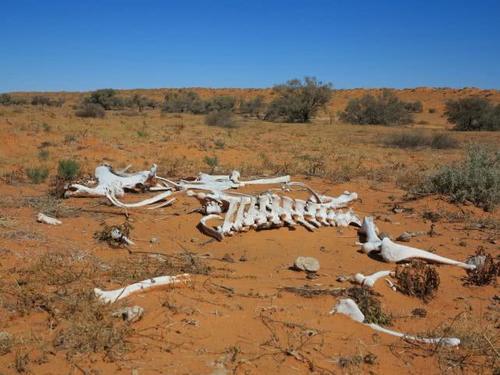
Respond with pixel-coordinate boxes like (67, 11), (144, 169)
(84, 88), (123, 110)
(75, 103), (105, 118)
(162, 90), (206, 114)
(26, 167), (49, 184)
(57, 159), (80, 180)
(38, 149), (49, 160)
(205, 110), (236, 128)
(203, 155), (219, 172)
(0, 93), (27, 105)
(395, 261), (440, 302)
(205, 96), (236, 112)
(264, 77), (332, 123)
(417, 145), (499, 210)
(31, 95), (64, 107)
(339, 90), (413, 125)
(384, 132), (458, 149)
(428, 108), (436, 114)
(239, 96), (264, 118)
(445, 97), (500, 131)
(125, 94), (157, 111)
(404, 100), (423, 113)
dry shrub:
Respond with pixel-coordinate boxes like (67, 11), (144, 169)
(395, 260), (440, 302)
(345, 287), (392, 326)
(464, 248), (499, 286)
(0, 332), (13, 355)
(94, 221), (133, 247)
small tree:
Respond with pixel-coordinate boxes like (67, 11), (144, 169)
(444, 97), (500, 131)
(75, 103), (105, 118)
(205, 96), (236, 112)
(205, 110), (236, 128)
(240, 96), (264, 118)
(264, 77), (332, 123)
(339, 90), (413, 125)
(162, 90), (207, 114)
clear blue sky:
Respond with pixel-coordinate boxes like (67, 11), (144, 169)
(1, 0), (499, 92)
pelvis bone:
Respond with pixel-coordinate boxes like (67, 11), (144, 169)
(331, 298), (460, 346)
(195, 190), (361, 241)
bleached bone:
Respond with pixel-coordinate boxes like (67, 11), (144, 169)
(330, 209), (362, 227)
(256, 194), (271, 227)
(376, 238), (475, 270)
(186, 191), (223, 214)
(303, 201), (322, 228)
(352, 270), (394, 288)
(357, 216), (382, 252)
(110, 227), (135, 246)
(106, 191), (174, 209)
(243, 196), (259, 228)
(316, 205), (330, 226)
(331, 298), (460, 346)
(37, 212), (62, 225)
(94, 274), (190, 303)
(310, 191), (358, 209)
(267, 194), (283, 226)
(197, 214), (224, 241)
(280, 196), (296, 226)
(233, 196), (252, 232)
(219, 196), (242, 235)
(66, 164), (159, 198)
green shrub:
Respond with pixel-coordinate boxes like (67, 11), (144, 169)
(125, 94), (157, 111)
(205, 110), (236, 128)
(339, 90), (413, 125)
(417, 145), (499, 210)
(38, 149), (50, 160)
(75, 103), (105, 118)
(444, 97), (500, 131)
(162, 90), (206, 114)
(58, 159), (80, 180)
(384, 132), (458, 149)
(203, 155), (219, 172)
(404, 100), (423, 113)
(26, 167), (49, 184)
(0, 94), (27, 105)
(239, 96), (264, 118)
(84, 89), (124, 110)
(205, 96), (236, 112)
(264, 77), (332, 123)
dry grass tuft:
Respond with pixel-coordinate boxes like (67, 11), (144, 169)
(395, 260), (440, 302)
(346, 287), (392, 326)
(464, 248), (499, 286)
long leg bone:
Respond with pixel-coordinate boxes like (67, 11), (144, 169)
(94, 274), (191, 303)
(378, 238), (475, 270)
(331, 298), (460, 346)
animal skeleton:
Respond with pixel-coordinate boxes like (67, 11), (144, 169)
(331, 298), (460, 346)
(94, 273), (190, 303)
(193, 190), (360, 240)
(357, 217), (475, 270)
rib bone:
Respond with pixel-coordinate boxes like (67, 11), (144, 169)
(94, 274), (190, 303)
(331, 298), (460, 346)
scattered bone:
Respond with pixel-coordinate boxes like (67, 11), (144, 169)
(112, 305), (144, 322)
(352, 270), (394, 288)
(95, 274), (190, 303)
(357, 217), (382, 253)
(65, 164), (160, 198)
(37, 212), (62, 225)
(293, 256), (320, 273)
(110, 227), (135, 246)
(331, 298), (460, 346)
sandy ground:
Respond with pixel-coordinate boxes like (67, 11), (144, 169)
(0, 88), (498, 374)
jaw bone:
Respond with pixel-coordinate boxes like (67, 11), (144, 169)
(66, 164), (159, 198)
(331, 298), (460, 346)
(94, 274), (191, 304)
(379, 238), (475, 270)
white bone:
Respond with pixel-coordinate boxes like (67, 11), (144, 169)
(110, 227), (135, 245)
(310, 191), (358, 208)
(268, 194), (283, 226)
(316, 205), (330, 226)
(94, 274), (190, 303)
(66, 164), (158, 198)
(379, 238), (475, 270)
(106, 191), (174, 209)
(243, 196), (259, 228)
(198, 214), (224, 241)
(331, 299), (460, 346)
(357, 216), (382, 252)
(220, 197), (241, 234)
(303, 202), (322, 228)
(37, 212), (62, 225)
(280, 196), (296, 226)
(233, 196), (251, 232)
(331, 209), (362, 227)
(256, 195), (271, 227)
(292, 199), (316, 231)
(353, 270), (394, 288)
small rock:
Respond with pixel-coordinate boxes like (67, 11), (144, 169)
(222, 253), (235, 263)
(459, 240), (467, 247)
(150, 237), (159, 244)
(396, 232), (412, 242)
(239, 254), (248, 262)
(306, 272), (319, 280)
(294, 256), (320, 273)
(113, 306), (144, 323)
